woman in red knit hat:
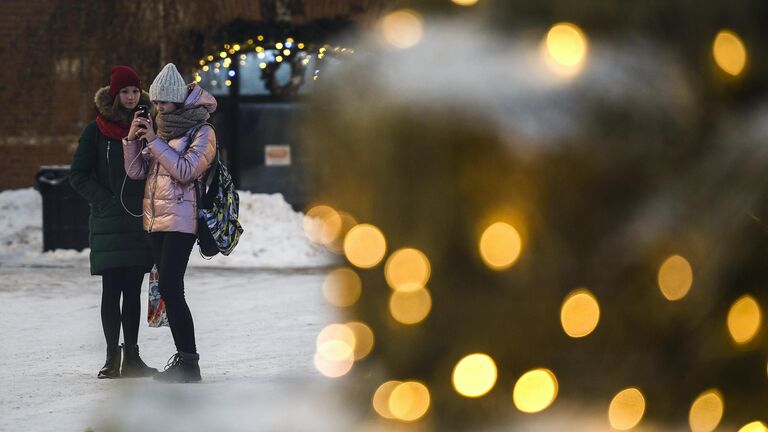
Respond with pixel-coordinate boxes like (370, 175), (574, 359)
(70, 66), (157, 379)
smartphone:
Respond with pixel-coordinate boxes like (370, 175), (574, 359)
(136, 105), (149, 129)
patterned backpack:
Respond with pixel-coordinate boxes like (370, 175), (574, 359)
(192, 123), (244, 258)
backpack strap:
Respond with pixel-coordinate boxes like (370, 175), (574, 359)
(189, 122), (218, 188)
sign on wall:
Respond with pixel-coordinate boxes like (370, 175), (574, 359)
(265, 144), (292, 166)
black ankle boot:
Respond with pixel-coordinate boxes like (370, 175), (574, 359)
(121, 345), (158, 378)
(153, 351), (201, 383)
(98, 345), (121, 379)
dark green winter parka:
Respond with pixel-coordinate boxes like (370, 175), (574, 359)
(69, 87), (154, 275)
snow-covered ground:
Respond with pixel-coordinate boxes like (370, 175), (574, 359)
(0, 188), (355, 431)
(0, 264), (363, 431)
(0, 188), (336, 269)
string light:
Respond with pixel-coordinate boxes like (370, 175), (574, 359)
(608, 387), (646, 430)
(452, 353), (497, 398)
(689, 389), (724, 432)
(713, 29), (747, 76)
(513, 368), (558, 413)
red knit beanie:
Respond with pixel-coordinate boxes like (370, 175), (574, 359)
(109, 66), (141, 98)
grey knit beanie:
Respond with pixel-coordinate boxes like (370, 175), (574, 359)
(149, 63), (187, 103)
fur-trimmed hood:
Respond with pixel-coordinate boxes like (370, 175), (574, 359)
(94, 86), (152, 126)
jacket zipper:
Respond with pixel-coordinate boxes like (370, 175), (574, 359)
(148, 161), (160, 232)
(106, 140), (112, 192)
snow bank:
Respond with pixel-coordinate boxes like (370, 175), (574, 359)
(188, 191), (337, 268)
(0, 188), (336, 269)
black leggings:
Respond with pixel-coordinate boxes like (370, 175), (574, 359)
(146, 231), (197, 354)
(101, 267), (146, 348)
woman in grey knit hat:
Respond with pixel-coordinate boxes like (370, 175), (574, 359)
(123, 63), (217, 383)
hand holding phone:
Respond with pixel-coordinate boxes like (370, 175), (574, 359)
(136, 105), (149, 129)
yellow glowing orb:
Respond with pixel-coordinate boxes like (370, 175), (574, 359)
(379, 9), (423, 50)
(560, 288), (600, 338)
(452, 0), (478, 5)
(608, 387), (646, 430)
(345, 321), (375, 360)
(479, 222), (522, 270)
(738, 421), (768, 432)
(322, 267), (362, 307)
(389, 287), (432, 325)
(314, 323), (356, 378)
(385, 248), (432, 292)
(512, 368), (558, 413)
(313, 351), (353, 378)
(689, 389), (724, 432)
(545, 23), (588, 68)
(344, 224), (387, 268)
(389, 381), (431, 422)
(727, 294), (762, 345)
(373, 381), (402, 419)
(316, 324), (355, 359)
(452, 353), (498, 398)
(316, 339), (353, 363)
(658, 254), (693, 301)
(326, 212), (359, 254)
(303, 205), (342, 245)
(713, 30), (747, 77)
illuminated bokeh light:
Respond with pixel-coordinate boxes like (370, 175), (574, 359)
(713, 30), (747, 76)
(560, 288), (600, 338)
(689, 389), (724, 432)
(345, 321), (374, 360)
(542, 22), (587, 75)
(385, 248), (432, 292)
(379, 9), (424, 50)
(322, 267), (362, 307)
(389, 381), (431, 422)
(373, 381), (402, 419)
(608, 387), (646, 430)
(738, 421), (768, 432)
(452, 0), (478, 5)
(657, 254), (693, 301)
(344, 224), (387, 268)
(326, 212), (358, 254)
(316, 324), (355, 360)
(452, 353), (498, 398)
(303, 205), (342, 245)
(314, 324), (355, 378)
(313, 351), (353, 378)
(479, 222), (523, 270)
(727, 294), (762, 345)
(512, 368), (558, 413)
(389, 287), (432, 325)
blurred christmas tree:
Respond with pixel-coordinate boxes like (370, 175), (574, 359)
(303, 0), (768, 430)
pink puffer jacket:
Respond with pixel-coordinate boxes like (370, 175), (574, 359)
(122, 85), (217, 234)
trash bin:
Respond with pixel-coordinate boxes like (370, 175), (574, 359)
(35, 165), (90, 252)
